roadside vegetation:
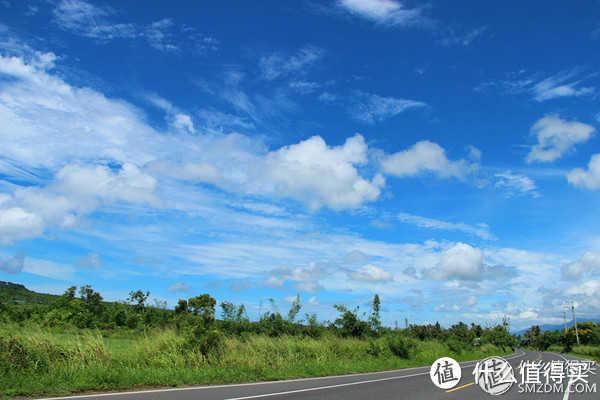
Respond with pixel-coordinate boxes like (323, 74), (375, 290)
(0, 283), (517, 398)
(519, 322), (600, 363)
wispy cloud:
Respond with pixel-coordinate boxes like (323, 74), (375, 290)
(437, 26), (486, 47)
(336, 0), (429, 28)
(52, 0), (216, 52)
(477, 69), (595, 102)
(494, 171), (540, 198)
(74, 252), (103, 269)
(347, 91), (427, 124)
(526, 115), (595, 163)
(0, 250), (25, 274)
(397, 212), (495, 240)
(259, 45), (324, 81)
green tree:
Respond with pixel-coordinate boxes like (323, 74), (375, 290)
(333, 304), (369, 338)
(287, 294), (302, 323)
(127, 290), (149, 314)
(369, 294), (381, 332)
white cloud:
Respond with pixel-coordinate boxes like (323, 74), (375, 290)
(494, 171), (540, 198)
(259, 46), (324, 81)
(167, 282), (191, 293)
(0, 206), (44, 244)
(433, 304), (460, 312)
(347, 264), (393, 283)
(348, 92), (427, 124)
(307, 296), (320, 306)
(478, 69), (595, 102)
(0, 250), (25, 274)
(52, 0), (208, 52)
(381, 140), (480, 180)
(566, 280), (600, 297)
(397, 212), (495, 240)
(271, 262), (331, 282)
(291, 281), (324, 293)
(561, 251), (600, 281)
(0, 164), (161, 243)
(262, 276), (285, 289)
(428, 242), (485, 280)
(289, 80), (321, 94)
(337, 0), (426, 27)
(462, 296), (477, 307)
(74, 252), (103, 269)
(526, 115), (595, 163)
(438, 27), (486, 47)
(568, 153), (600, 190)
(532, 71), (595, 102)
(343, 250), (369, 264)
(263, 134), (385, 210)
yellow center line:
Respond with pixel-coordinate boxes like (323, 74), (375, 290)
(445, 382), (476, 393)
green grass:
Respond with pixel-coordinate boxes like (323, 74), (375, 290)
(0, 324), (512, 399)
(547, 344), (600, 364)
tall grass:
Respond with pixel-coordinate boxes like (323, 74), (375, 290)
(0, 324), (512, 398)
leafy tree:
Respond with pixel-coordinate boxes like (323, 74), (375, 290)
(175, 299), (188, 314)
(333, 304), (369, 338)
(127, 290), (149, 314)
(369, 294), (381, 332)
(287, 294), (302, 323)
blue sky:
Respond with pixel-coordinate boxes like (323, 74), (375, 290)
(1, 0), (599, 331)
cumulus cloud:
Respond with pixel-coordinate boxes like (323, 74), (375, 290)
(74, 252), (103, 269)
(0, 250), (25, 274)
(433, 304), (460, 312)
(262, 276), (285, 289)
(259, 45), (324, 81)
(167, 282), (191, 293)
(568, 153), (600, 190)
(307, 296), (320, 306)
(397, 212), (495, 240)
(566, 280), (600, 297)
(347, 264), (393, 283)
(291, 281), (324, 293)
(337, 0), (427, 27)
(494, 171), (540, 198)
(462, 296), (477, 307)
(343, 250), (369, 264)
(526, 115), (595, 163)
(0, 164), (161, 243)
(561, 251), (600, 281)
(427, 242), (485, 280)
(263, 134), (385, 210)
(381, 141), (480, 180)
(271, 262), (330, 282)
(0, 206), (45, 244)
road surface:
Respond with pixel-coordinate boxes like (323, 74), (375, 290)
(40, 350), (598, 400)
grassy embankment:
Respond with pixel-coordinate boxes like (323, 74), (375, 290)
(547, 344), (600, 364)
(0, 323), (512, 399)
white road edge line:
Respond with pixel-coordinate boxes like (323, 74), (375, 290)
(39, 350), (525, 400)
(221, 372), (431, 400)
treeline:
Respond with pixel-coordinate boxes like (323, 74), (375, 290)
(520, 322), (600, 351)
(0, 285), (516, 357)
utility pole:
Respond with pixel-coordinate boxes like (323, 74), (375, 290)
(563, 310), (567, 335)
(564, 301), (580, 345)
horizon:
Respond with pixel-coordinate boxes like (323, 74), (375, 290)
(1, 0), (599, 332)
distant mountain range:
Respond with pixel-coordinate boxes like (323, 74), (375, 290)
(512, 319), (598, 337)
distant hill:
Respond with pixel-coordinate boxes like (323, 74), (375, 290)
(513, 319), (598, 337)
(0, 281), (60, 305)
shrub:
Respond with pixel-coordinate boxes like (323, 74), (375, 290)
(386, 334), (414, 359)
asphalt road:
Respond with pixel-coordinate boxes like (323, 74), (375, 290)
(40, 350), (599, 400)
